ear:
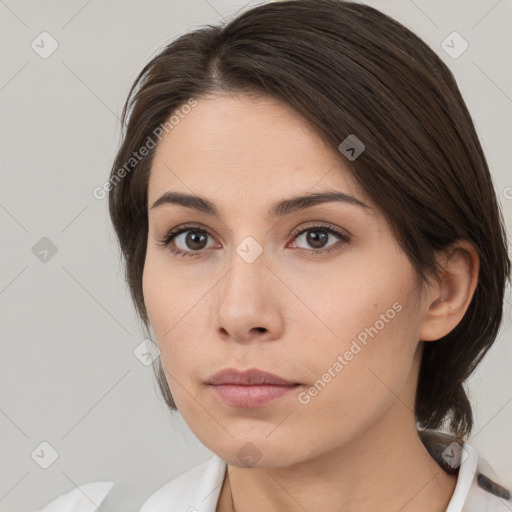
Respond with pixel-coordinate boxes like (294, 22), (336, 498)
(419, 239), (480, 342)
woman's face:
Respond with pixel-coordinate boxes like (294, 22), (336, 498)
(143, 93), (430, 467)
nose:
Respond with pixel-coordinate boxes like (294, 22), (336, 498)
(213, 245), (284, 344)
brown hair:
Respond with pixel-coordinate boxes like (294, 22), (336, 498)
(108, 0), (510, 439)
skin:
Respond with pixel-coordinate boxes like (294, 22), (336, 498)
(142, 93), (479, 512)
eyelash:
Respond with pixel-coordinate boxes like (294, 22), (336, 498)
(157, 222), (351, 258)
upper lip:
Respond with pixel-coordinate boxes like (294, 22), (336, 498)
(207, 368), (299, 386)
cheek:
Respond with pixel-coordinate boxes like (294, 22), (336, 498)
(287, 257), (416, 360)
(142, 255), (209, 393)
(142, 257), (183, 375)
(142, 263), (169, 343)
(292, 307), (419, 449)
(142, 249), (197, 339)
(291, 258), (420, 415)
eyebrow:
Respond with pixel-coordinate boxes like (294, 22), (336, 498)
(149, 189), (371, 217)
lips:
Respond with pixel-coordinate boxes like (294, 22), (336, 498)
(206, 368), (301, 408)
(207, 367), (299, 386)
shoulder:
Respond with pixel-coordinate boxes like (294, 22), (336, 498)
(37, 481), (115, 512)
(36, 455), (226, 512)
(140, 454), (227, 512)
(419, 429), (511, 511)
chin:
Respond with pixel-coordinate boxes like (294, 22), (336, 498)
(210, 436), (306, 469)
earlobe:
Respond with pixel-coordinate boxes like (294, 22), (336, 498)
(419, 240), (480, 342)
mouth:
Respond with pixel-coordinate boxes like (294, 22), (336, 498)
(206, 367), (301, 408)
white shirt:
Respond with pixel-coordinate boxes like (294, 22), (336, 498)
(38, 431), (511, 511)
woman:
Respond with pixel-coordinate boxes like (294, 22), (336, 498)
(39, 0), (511, 510)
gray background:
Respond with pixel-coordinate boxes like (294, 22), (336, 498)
(1, 0), (511, 510)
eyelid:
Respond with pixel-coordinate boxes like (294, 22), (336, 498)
(157, 223), (218, 248)
(289, 221), (351, 240)
(157, 220), (351, 257)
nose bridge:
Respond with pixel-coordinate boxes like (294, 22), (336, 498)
(213, 231), (280, 340)
(225, 233), (269, 298)
(221, 214), (269, 281)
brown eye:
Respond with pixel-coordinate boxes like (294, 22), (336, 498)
(177, 230), (209, 251)
(299, 228), (331, 249)
(158, 224), (217, 258)
(291, 223), (350, 254)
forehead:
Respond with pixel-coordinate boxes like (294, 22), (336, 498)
(148, 94), (367, 205)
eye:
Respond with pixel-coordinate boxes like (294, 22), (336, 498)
(157, 221), (351, 258)
(288, 222), (350, 255)
(157, 224), (217, 258)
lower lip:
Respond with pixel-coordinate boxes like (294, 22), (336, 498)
(208, 384), (300, 407)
